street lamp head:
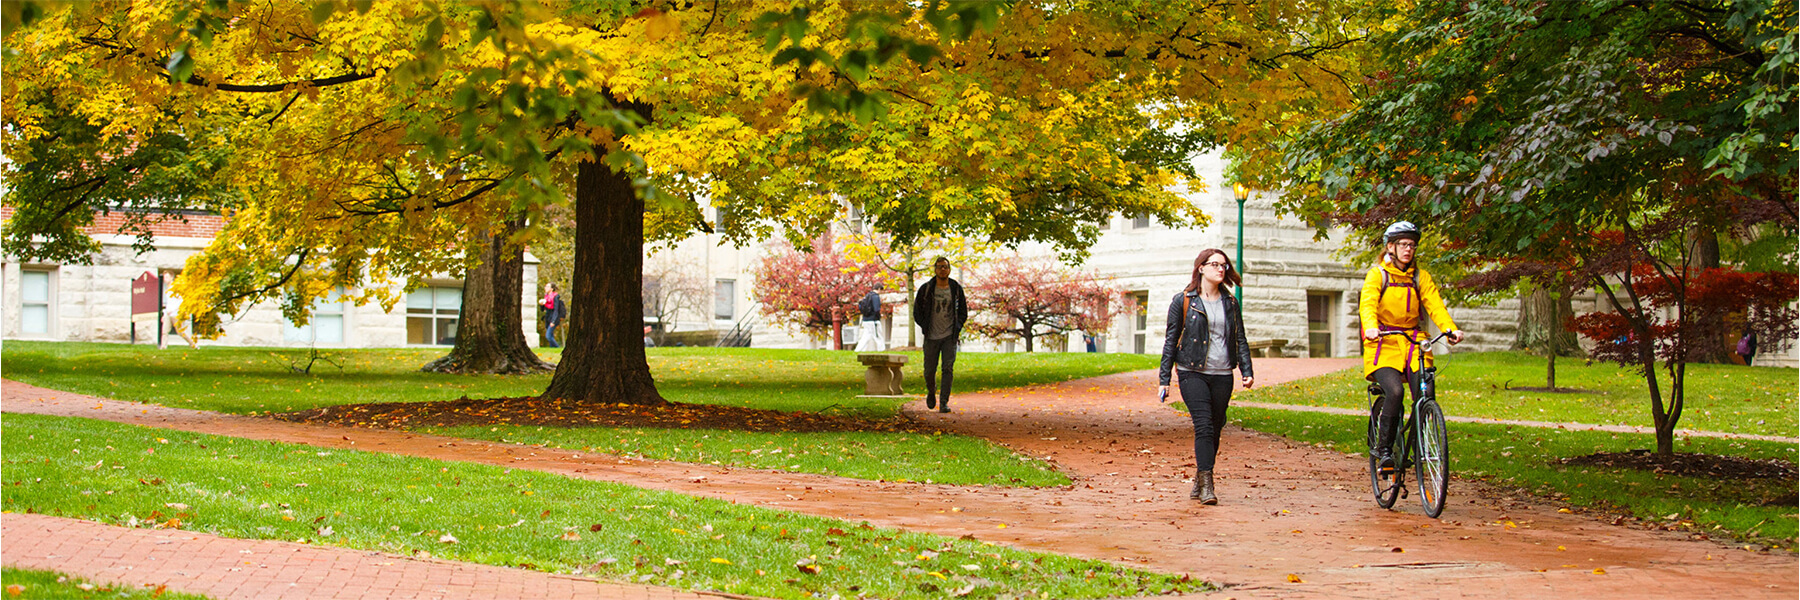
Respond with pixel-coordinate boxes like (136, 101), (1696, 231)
(1233, 183), (1249, 201)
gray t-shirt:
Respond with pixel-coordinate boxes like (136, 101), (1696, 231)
(1200, 296), (1232, 375)
(927, 285), (956, 340)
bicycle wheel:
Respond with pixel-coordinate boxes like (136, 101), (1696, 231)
(1414, 398), (1450, 518)
(1369, 403), (1402, 509)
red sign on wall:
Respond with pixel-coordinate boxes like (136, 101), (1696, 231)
(131, 272), (161, 318)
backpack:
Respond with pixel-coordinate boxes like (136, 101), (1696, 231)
(1737, 334), (1752, 355)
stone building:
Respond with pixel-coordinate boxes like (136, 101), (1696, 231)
(0, 207), (542, 349)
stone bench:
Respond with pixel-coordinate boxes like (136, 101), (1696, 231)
(1247, 339), (1288, 358)
(857, 353), (908, 397)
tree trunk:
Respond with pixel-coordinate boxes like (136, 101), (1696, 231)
(1690, 228), (1732, 363)
(422, 216), (554, 375)
(1514, 285), (1582, 356)
(539, 153), (666, 405)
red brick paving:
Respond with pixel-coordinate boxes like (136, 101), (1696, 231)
(4, 358), (1795, 599)
(2, 513), (747, 600)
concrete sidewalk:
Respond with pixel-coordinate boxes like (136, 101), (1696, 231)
(2, 512), (756, 600)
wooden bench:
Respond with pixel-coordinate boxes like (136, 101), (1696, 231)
(856, 353), (908, 397)
(1247, 339), (1288, 358)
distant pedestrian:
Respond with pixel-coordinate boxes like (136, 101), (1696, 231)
(541, 283), (566, 348)
(644, 325), (656, 347)
(1158, 248), (1254, 505)
(1738, 331), (1758, 366)
(913, 257), (968, 413)
(1085, 333), (1098, 353)
(854, 289), (887, 352)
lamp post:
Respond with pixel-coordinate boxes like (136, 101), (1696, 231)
(1232, 183), (1248, 302)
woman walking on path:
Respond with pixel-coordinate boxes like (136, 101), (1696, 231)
(913, 257), (968, 413)
(541, 282), (566, 348)
(1158, 249), (1254, 504)
(1361, 221), (1462, 472)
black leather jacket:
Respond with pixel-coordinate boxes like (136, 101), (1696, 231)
(1158, 290), (1253, 386)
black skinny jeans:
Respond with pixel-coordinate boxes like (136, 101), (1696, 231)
(1371, 367), (1423, 450)
(1177, 371), (1235, 472)
(923, 336), (958, 399)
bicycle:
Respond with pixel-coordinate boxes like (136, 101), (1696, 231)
(1365, 330), (1452, 518)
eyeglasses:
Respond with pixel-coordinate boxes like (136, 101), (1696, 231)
(1202, 262), (1230, 270)
(1392, 241), (1417, 249)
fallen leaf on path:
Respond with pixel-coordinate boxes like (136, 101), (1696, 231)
(1286, 574), (1303, 583)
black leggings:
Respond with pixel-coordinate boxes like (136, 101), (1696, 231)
(1371, 367), (1422, 449)
(1178, 371), (1235, 472)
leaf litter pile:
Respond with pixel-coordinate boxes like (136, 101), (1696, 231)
(273, 396), (936, 434)
(1559, 450), (1796, 480)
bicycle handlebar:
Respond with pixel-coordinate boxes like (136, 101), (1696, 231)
(1376, 330), (1453, 348)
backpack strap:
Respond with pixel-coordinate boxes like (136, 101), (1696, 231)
(1176, 293), (1194, 352)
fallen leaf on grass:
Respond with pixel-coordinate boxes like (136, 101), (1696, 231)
(438, 533), (458, 544)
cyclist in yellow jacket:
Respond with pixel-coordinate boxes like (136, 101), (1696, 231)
(1361, 221), (1463, 470)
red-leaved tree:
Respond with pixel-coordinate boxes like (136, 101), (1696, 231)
(965, 256), (1122, 352)
(1569, 217), (1798, 454)
(751, 233), (891, 343)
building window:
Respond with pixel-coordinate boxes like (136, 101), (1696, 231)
(1131, 290), (1150, 354)
(1131, 214), (1151, 229)
(715, 279), (735, 320)
(1308, 292), (1337, 358)
(407, 286), (461, 345)
(20, 269), (52, 335)
(284, 290), (348, 345)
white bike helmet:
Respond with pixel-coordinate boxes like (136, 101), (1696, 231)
(1384, 221), (1421, 243)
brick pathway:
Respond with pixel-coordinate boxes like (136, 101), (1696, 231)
(2, 514), (749, 600)
(4, 359), (1796, 600)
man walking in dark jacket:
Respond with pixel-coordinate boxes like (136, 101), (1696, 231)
(854, 288), (886, 352)
(913, 257), (968, 413)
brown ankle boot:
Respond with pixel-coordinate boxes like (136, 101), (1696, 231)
(1198, 471), (1217, 505)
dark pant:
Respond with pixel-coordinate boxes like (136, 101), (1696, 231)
(545, 321), (561, 348)
(1371, 367), (1421, 451)
(1178, 371), (1235, 472)
(923, 336), (959, 399)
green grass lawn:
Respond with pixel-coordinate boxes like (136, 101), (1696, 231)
(2, 342), (1155, 484)
(0, 568), (215, 599)
(1, 413), (1206, 599)
(1236, 350), (1797, 438)
(425, 425), (1068, 486)
(1, 342), (1157, 418)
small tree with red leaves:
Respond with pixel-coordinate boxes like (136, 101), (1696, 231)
(965, 256), (1122, 352)
(750, 232), (891, 344)
(1569, 211), (1798, 455)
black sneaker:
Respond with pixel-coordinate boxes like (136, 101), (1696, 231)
(937, 397), (950, 413)
(1373, 448), (1395, 475)
(925, 394), (937, 409)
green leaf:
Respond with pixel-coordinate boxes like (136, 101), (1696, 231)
(165, 46), (195, 83)
(309, 1), (336, 24)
